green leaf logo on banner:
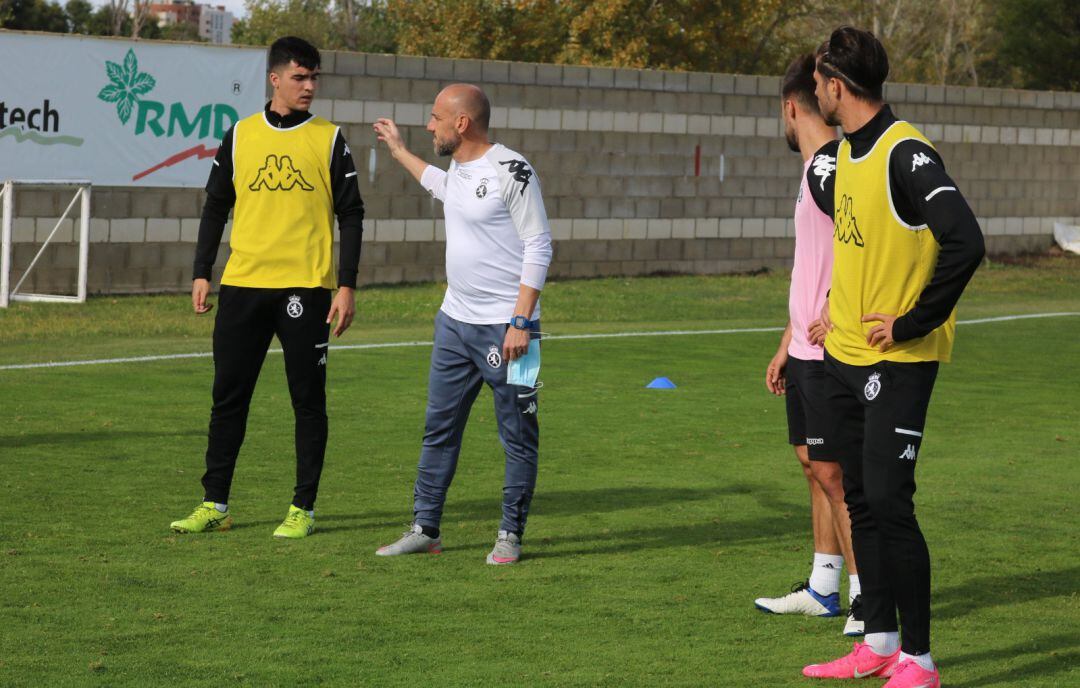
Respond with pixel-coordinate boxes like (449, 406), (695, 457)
(97, 49), (157, 125)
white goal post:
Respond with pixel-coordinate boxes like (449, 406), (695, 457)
(1, 179), (91, 308)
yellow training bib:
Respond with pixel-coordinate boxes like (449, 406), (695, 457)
(222, 112), (338, 289)
(826, 121), (955, 365)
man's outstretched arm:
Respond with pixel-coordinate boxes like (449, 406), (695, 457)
(373, 118), (430, 182)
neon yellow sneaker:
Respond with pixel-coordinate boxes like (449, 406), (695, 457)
(273, 505), (315, 539)
(170, 502), (232, 533)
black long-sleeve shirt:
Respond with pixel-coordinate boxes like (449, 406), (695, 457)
(819, 105), (985, 342)
(193, 103), (365, 288)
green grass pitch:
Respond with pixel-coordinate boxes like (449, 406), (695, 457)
(1, 257), (1078, 686)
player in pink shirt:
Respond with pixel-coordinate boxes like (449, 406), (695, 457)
(755, 54), (862, 637)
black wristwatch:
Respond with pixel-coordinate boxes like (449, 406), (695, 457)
(509, 315), (532, 330)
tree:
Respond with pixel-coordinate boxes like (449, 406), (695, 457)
(560, 0), (807, 73)
(103, 0), (127, 35)
(3, 0), (1065, 92)
(994, 0), (1080, 91)
(386, 0), (569, 62)
(784, 0), (941, 82)
(2, 0), (70, 33)
(63, 0), (92, 32)
(130, 0), (153, 38)
(383, 0), (804, 73)
(333, 0), (396, 53)
(158, 20), (204, 42)
(386, 0), (507, 59)
(232, 0), (334, 47)
(779, 0), (1001, 87)
(498, 0), (572, 64)
(557, 0), (656, 68)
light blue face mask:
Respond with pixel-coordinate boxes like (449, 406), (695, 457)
(507, 338), (541, 388)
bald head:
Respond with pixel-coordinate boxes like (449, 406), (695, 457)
(436, 83), (491, 133)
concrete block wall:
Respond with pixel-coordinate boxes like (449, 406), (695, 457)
(6, 45), (1080, 295)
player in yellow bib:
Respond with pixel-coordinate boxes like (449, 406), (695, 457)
(170, 37), (364, 540)
(799, 28), (984, 688)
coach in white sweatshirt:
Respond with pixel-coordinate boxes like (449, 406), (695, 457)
(372, 84), (553, 565)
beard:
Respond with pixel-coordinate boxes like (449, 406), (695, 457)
(434, 132), (461, 157)
(785, 127), (800, 152)
(821, 102), (841, 128)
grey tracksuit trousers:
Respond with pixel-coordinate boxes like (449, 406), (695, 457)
(413, 310), (540, 535)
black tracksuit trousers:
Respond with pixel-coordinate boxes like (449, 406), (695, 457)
(200, 285), (331, 510)
(823, 351), (939, 656)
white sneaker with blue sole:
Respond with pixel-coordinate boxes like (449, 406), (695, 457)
(754, 580), (841, 616)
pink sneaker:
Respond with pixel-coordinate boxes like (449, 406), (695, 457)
(882, 659), (940, 688)
(803, 642), (901, 679)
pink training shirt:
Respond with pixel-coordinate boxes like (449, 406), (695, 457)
(788, 157), (835, 361)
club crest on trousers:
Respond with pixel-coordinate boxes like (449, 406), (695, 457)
(487, 345), (502, 368)
(864, 371), (882, 400)
(286, 295), (303, 319)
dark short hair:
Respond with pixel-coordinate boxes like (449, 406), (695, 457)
(816, 26), (889, 101)
(268, 36), (320, 72)
(782, 53), (820, 115)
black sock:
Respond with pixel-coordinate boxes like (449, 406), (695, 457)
(420, 525), (440, 539)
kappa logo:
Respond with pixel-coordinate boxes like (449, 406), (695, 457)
(812, 153), (836, 190)
(475, 178), (489, 199)
(486, 345), (502, 369)
(834, 194), (864, 247)
(317, 353), (327, 366)
(499, 159), (533, 195)
(286, 295), (303, 318)
(522, 401), (537, 415)
(899, 444), (917, 461)
(864, 372), (882, 400)
(911, 152), (935, 172)
(249, 154), (314, 191)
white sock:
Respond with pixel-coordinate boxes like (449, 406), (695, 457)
(900, 652), (935, 671)
(848, 574), (861, 603)
(808, 553), (843, 595)
(214, 503), (228, 513)
(865, 632), (900, 656)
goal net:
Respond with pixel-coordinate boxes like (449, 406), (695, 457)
(1, 179), (91, 308)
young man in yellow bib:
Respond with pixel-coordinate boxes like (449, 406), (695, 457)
(800, 27), (984, 688)
(170, 36), (364, 539)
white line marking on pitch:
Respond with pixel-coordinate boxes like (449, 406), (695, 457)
(1, 311), (1077, 372)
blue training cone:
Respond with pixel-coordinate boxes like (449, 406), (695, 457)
(646, 377), (677, 389)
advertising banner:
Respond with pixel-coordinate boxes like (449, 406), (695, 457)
(0, 32), (265, 187)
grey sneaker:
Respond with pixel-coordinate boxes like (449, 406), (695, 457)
(486, 530), (521, 565)
(375, 524), (442, 556)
